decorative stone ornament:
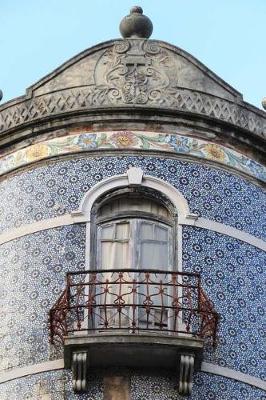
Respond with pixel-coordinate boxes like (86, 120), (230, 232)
(72, 351), (89, 392)
(69, 347), (197, 396)
(178, 354), (195, 396)
(119, 6), (153, 38)
(262, 97), (266, 110)
(127, 166), (144, 185)
(0, 89), (2, 102)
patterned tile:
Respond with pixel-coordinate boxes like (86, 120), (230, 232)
(0, 155), (265, 239)
(0, 370), (103, 400)
(1, 131), (265, 182)
(0, 154), (265, 399)
(131, 372), (266, 400)
(0, 225), (86, 371)
(1, 370), (265, 399)
(183, 226), (266, 380)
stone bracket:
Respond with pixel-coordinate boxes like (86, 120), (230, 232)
(65, 336), (202, 395)
(72, 351), (89, 392)
(178, 353), (195, 396)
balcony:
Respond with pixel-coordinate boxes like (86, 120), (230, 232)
(49, 269), (218, 395)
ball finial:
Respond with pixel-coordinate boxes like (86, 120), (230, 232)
(262, 97), (266, 110)
(130, 6), (143, 14)
(119, 6), (153, 39)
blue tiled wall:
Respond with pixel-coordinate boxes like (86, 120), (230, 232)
(0, 370), (103, 400)
(1, 371), (265, 400)
(0, 155), (265, 239)
(0, 225), (86, 371)
(0, 154), (265, 399)
(131, 372), (266, 400)
(182, 226), (266, 380)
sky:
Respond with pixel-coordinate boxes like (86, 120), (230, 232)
(1, 0), (265, 109)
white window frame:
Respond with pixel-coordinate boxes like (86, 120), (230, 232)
(72, 167), (196, 274)
(72, 168), (196, 332)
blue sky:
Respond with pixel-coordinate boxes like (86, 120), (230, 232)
(1, 0), (265, 108)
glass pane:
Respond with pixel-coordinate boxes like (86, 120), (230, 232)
(155, 225), (168, 241)
(140, 242), (168, 269)
(100, 241), (112, 268)
(101, 241), (130, 269)
(114, 242), (130, 268)
(116, 222), (129, 240)
(101, 225), (114, 240)
(140, 222), (153, 240)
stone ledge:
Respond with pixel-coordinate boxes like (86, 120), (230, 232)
(64, 332), (204, 370)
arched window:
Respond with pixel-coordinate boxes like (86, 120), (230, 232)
(89, 187), (177, 329)
(91, 187), (176, 271)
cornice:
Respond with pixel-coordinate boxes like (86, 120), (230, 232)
(0, 38), (265, 156)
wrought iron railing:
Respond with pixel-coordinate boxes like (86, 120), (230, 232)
(49, 269), (218, 347)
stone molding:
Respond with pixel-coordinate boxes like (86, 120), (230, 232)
(0, 38), (265, 144)
(0, 360), (64, 384)
(201, 362), (266, 391)
(75, 169), (190, 267)
(182, 217), (266, 250)
(0, 85), (265, 139)
(77, 170), (191, 221)
(0, 359), (265, 391)
(0, 212), (265, 251)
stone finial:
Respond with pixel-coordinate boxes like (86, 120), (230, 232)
(262, 98), (266, 110)
(0, 90), (3, 102)
(119, 6), (153, 39)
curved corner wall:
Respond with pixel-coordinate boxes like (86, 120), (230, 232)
(0, 130), (265, 399)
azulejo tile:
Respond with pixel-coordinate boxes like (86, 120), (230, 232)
(131, 372), (266, 400)
(1, 370), (265, 399)
(0, 130), (265, 183)
(0, 154), (265, 398)
(182, 226), (266, 380)
(0, 225), (86, 372)
(0, 370), (103, 400)
(0, 155), (265, 239)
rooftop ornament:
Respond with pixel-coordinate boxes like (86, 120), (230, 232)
(0, 90), (2, 102)
(262, 97), (266, 110)
(119, 6), (153, 39)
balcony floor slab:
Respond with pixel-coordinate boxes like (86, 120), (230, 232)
(64, 332), (204, 371)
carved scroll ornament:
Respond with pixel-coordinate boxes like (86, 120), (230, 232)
(0, 39), (265, 139)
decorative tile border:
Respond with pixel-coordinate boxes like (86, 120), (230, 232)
(1, 130), (265, 182)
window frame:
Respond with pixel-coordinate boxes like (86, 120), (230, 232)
(90, 187), (178, 271)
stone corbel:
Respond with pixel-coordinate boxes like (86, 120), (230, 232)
(178, 353), (195, 396)
(72, 351), (89, 392)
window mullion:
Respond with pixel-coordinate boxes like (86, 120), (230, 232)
(132, 219), (138, 269)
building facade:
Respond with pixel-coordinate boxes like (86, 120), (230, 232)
(0, 7), (265, 400)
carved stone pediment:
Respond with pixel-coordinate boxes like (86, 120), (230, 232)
(0, 39), (265, 140)
(32, 39), (241, 103)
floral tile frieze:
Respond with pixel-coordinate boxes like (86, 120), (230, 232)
(1, 130), (265, 182)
